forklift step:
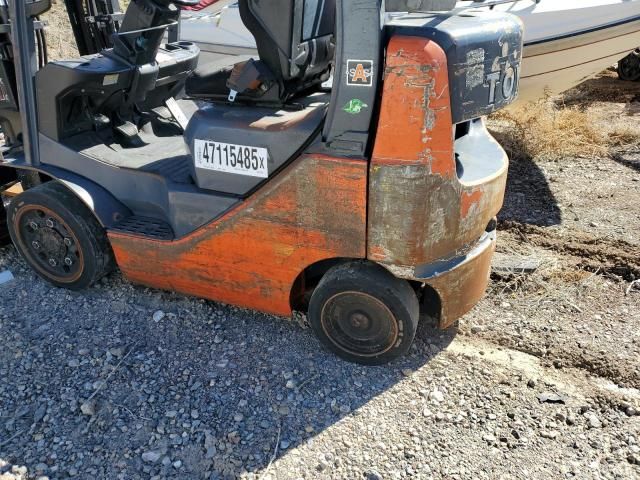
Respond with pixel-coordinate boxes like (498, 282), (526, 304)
(115, 121), (139, 139)
(151, 106), (173, 120)
(111, 216), (174, 241)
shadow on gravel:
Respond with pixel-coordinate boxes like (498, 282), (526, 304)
(0, 266), (456, 480)
(611, 151), (640, 173)
(493, 147), (562, 227)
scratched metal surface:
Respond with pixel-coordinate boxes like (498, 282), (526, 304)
(108, 155), (368, 317)
(368, 36), (506, 327)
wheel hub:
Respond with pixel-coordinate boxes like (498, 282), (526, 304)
(349, 312), (371, 330)
(321, 291), (399, 357)
(15, 206), (83, 283)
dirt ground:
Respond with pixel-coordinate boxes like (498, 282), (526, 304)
(1, 21), (640, 480)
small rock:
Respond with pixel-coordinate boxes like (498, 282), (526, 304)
(141, 451), (162, 463)
(537, 392), (566, 404)
(172, 460), (182, 469)
(67, 359), (80, 368)
(365, 470), (383, 480)
(483, 434), (496, 443)
(280, 440), (290, 450)
(540, 430), (559, 439)
(285, 380), (297, 389)
(80, 400), (96, 416)
(0, 270), (14, 285)
(626, 406), (637, 417)
(233, 413), (244, 422)
(260, 420), (270, 429)
(152, 310), (165, 322)
(585, 413), (602, 429)
(401, 369), (413, 377)
(227, 431), (241, 444)
(278, 405), (290, 416)
(527, 379), (537, 388)
(165, 410), (178, 418)
(429, 390), (445, 403)
(109, 346), (126, 358)
(204, 430), (217, 459)
(33, 404), (47, 423)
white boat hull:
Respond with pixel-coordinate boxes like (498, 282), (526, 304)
(519, 17), (640, 101)
(180, 0), (640, 103)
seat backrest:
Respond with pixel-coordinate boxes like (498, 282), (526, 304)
(238, 0), (335, 97)
(113, 0), (180, 65)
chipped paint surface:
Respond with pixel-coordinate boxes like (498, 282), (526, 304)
(428, 234), (495, 328)
(108, 155), (368, 317)
(465, 48), (486, 89)
(369, 35), (508, 328)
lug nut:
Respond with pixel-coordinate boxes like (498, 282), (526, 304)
(46, 218), (55, 228)
(64, 238), (73, 247)
(64, 257), (73, 266)
(31, 241), (40, 250)
(48, 258), (58, 267)
(29, 221), (38, 230)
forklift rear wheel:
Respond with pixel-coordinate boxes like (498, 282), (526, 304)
(308, 262), (419, 365)
(7, 182), (114, 290)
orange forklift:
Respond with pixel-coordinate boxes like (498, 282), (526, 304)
(0, 0), (522, 364)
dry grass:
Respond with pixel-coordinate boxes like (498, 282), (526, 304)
(488, 98), (640, 161)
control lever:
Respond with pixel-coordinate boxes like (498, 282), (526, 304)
(226, 59), (272, 102)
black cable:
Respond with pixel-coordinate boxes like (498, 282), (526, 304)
(39, 27), (48, 65)
(35, 17), (44, 69)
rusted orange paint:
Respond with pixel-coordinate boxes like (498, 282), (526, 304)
(461, 190), (484, 218)
(368, 36), (507, 266)
(108, 155), (368, 316)
(373, 37), (454, 177)
(429, 236), (496, 328)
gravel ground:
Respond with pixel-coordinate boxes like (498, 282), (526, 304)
(1, 97), (640, 480)
(0, 247), (638, 480)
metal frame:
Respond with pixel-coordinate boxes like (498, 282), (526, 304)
(65, 0), (122, 55)
(9, 0), (41, 166)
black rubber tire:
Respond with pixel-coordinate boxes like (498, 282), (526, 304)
(0, 203), (8, 246)
(7, 181), (115, 290)
(308, 261), (419, 365)
(618, 50), (640, 82)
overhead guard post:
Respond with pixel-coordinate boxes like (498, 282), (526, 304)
(9, 0), (41, 166)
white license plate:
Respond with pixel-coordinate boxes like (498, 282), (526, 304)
(194, 139), (269, 178)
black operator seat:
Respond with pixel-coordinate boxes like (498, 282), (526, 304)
(185, 0), (336, 104)
(36, 0), (200, 143)
(185, 0), (337, 197)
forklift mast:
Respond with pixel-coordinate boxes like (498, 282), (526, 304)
(65, 0), (122, 56)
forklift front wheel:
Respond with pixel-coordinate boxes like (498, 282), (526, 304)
(308, 262), (419, 365)
(7, 182), (115, 290)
